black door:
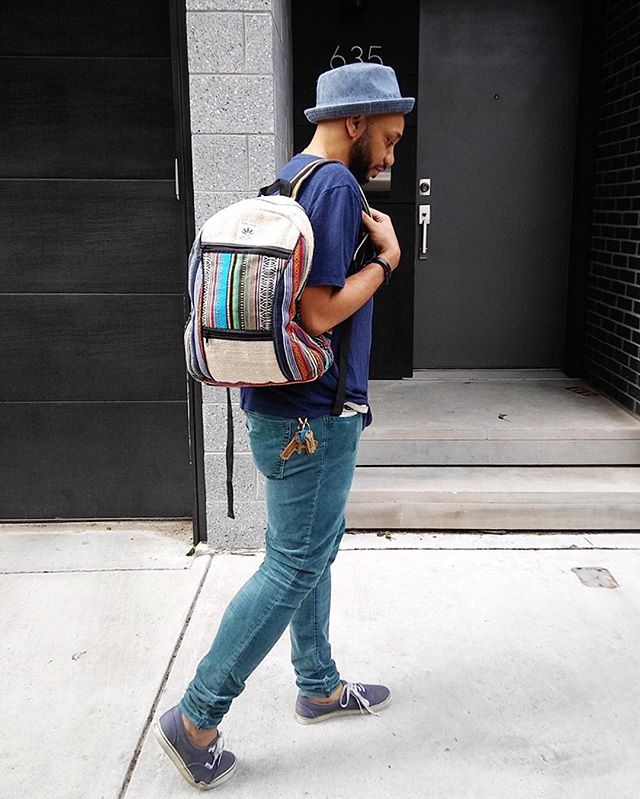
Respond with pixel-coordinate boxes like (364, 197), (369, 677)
(414, 0), (582, 367)
(292, 0), (420, 379)
(0, 1), (192, 518)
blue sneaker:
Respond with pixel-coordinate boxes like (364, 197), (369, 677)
(295, 680), (391, 725)
(154, 705), (237, 790)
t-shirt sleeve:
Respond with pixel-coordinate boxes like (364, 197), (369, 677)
(305, 185), (362, 289)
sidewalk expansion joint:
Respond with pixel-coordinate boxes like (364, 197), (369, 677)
(0, 566), (193, 575)
(117, 554), (213, 799)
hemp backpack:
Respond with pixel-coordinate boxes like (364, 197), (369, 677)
(184, 158), (371, 518)
(185, 159), (369, 390)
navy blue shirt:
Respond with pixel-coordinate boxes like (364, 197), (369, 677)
(240, 154), (373, 425)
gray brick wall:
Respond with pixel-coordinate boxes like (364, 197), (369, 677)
(584, 0), (640, 415)
(186, 0), (293, 545)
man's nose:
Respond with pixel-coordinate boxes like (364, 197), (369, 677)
(384, 151), (395, 167)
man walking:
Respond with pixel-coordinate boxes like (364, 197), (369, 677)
(156, 62), (414, 790)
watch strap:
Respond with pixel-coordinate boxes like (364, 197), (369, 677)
(368, 256), (392, 284)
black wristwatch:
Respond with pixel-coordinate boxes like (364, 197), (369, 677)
(367, 256), (392, 285)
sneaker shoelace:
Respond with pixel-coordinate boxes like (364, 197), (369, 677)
(203, 732), (225, 771)
(339, 681), (379, 716)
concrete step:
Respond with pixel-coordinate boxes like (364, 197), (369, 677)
(358, 376), (640, 466)
(346, 466), (640, 530)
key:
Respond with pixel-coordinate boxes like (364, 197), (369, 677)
(280, 419), (319, 460)
(298, 418), (318, 453)
(303, 428), (318, 453)
(280, 433), (301, 460)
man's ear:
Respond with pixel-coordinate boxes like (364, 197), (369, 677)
(346, 115), (367, 140)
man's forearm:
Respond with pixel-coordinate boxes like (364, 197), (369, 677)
(299, 248), (399, 336)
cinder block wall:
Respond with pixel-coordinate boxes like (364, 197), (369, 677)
(186, 0), (293, 545)
(584, 0), (640, 415)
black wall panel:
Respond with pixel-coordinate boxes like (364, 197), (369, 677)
(1, 296), (187, 402)
(0, 181), (184, 293)
(0, 58), (175, 179)
(0, 1), (192, 520)
(0, 404), (191, 518)
(0, 0), (171, 57)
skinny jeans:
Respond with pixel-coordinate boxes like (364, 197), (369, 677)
(180, 410), (363, 729)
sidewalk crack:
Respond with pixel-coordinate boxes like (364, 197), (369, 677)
(117, 554), (213, 798)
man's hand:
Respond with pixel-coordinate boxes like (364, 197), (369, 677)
(361, 207), (401, 269)
(299, 207), (403, 337)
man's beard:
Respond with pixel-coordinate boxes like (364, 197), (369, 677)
(348, 129), (373, 185)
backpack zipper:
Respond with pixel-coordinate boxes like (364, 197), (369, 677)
(203, 327), (273, 340)
(201, 243), (292, 259)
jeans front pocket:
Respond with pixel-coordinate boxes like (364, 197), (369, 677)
(245, 411), (295, 480)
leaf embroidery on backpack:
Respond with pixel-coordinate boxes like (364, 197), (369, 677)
(239, 223), (256, 240)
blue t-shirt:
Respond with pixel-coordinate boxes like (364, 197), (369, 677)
(240, 154), (373, 425)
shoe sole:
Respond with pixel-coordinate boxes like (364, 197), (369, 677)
(153, 721), (237, 791)
(295, 692), (391, 725)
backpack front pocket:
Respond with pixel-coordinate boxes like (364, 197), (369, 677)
(200, 245), (294, 385)
(201, 244), (292, 334)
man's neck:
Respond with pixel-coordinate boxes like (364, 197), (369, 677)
(301, 132), (349, 165)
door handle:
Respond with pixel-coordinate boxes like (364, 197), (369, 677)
(418, 204), (430, 260)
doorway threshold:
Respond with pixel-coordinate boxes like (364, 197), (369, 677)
(363, 375), (640, 457)
(411, 368), (571, 381)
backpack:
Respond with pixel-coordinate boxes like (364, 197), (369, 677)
(183, 158), (372, 519)
(184, 158), (370, 390)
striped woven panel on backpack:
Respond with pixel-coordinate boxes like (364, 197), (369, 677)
(201, 248), (284, 332)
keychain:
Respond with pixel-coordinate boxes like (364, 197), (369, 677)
(280, 418), (319, 460)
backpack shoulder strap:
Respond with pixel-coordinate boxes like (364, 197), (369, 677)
(291, 159), (371, 219)
(257, 159), (341, 199)
(289, 158), (343, 200)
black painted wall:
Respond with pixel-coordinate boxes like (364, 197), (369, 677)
(0, 1), (192, 518)
(584, 0), (640, 415)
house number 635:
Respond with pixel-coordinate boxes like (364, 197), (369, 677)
(330, 45), (383, 68)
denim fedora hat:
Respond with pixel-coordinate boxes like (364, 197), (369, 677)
(304, 62), (414, 123)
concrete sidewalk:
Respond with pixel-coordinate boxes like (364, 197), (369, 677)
(1, 523), (639, 798)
